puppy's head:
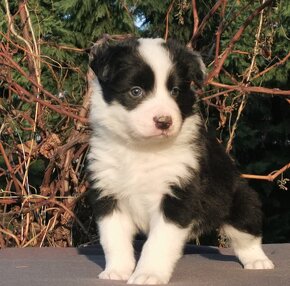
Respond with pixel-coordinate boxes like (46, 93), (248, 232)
(89, 38), (205, 144)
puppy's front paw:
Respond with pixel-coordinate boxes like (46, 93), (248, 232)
(127, 272), (169, 285)
(244, 259), (274, 270)
(99, 269), (132, 281)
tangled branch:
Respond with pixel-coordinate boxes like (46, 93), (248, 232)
(0, 1), (289, 248)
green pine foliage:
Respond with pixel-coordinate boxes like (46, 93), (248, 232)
(54, 0), (136, 47)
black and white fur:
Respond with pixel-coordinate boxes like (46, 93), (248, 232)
(87, 38), (274, 285)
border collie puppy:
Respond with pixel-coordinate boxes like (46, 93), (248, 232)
(87, 38), (274, 285)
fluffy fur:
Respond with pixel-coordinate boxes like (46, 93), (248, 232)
(87, 38), (274, 285)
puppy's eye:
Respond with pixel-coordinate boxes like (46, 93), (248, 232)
(171, 87), (180, 98)
(130, 86), (143, 98)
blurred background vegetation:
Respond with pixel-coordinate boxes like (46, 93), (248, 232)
(0, 0), (289, 248)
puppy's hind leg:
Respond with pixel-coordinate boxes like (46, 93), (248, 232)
(223, 181), (274, 270)
(222, 224), (274, 269)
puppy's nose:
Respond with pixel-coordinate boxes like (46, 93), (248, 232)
(153, 115), (172, 130)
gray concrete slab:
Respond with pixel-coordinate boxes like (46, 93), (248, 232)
(0, 243), (289, 286)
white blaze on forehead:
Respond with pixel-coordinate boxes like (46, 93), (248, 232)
(133, 38), (182, 139)
(137, 38), (172, 89)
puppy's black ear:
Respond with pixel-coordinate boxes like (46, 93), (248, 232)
(89, 39), (139, 84)
(89, 43), (111, 82)
(166, 39), (206, 88)
(187, 51), (206, 88)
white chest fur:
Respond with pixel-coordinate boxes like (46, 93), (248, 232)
(90, 141), (194, 193)
(88, 115), (201, 232)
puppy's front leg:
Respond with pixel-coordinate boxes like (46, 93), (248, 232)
(98, 210), (136, 280)
(128, 213), (190, 285)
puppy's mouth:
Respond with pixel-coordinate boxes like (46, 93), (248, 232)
(128, 116), (182, 142)
(139, 128), (178, 141)
(159, 130), (172, 137)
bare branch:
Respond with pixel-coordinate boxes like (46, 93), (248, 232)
(164, 0), (176, 41)
(205, 0), (274, 83)
(242, 163), (290, 182)
(208, 81), (290, 97)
